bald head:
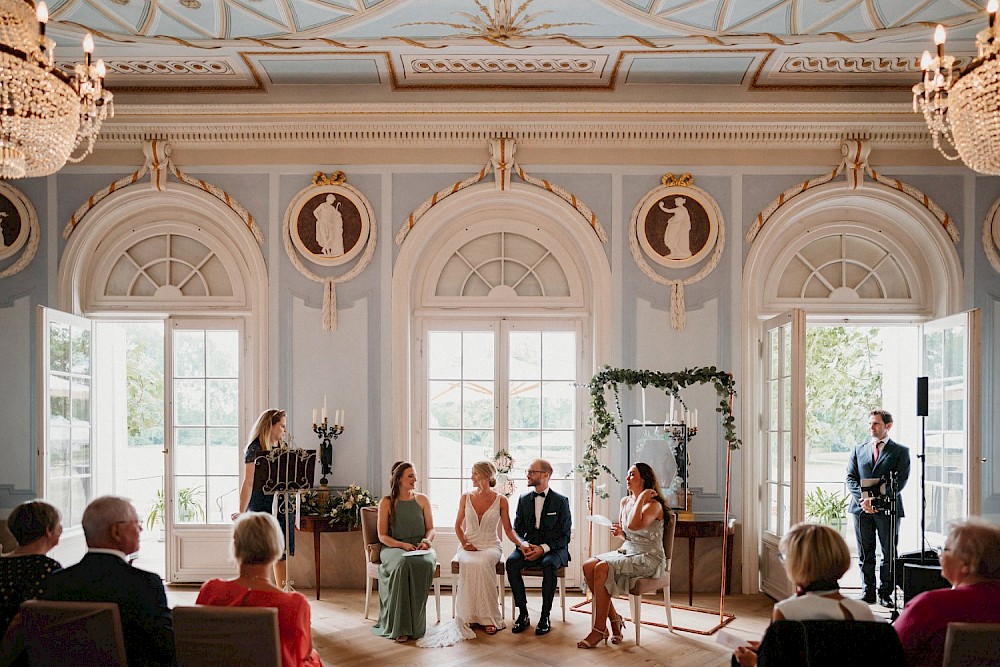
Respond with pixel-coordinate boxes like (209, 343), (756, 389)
(82, 495), (141, 554)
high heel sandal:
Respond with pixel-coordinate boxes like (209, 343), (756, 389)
(576, 626), (609, 649)
(610, 616), (626, 644)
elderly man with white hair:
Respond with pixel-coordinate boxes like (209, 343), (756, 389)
(41, 495), (174, 667)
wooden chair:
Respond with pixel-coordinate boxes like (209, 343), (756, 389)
(451, 557), (506, 619)
(360, 506), (441, 622)
(509, 565), (567, 622)
(19, 599), (128, 667)
(173, 606), (280, 667)
(628, 509), (676, 645)
(943, 622), (1000, 667)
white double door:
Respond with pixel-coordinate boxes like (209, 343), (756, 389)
(39, 306), (244, 582)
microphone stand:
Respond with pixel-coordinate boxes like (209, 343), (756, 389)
(919, 414), (928, 565)
(882, 471), (900, 621)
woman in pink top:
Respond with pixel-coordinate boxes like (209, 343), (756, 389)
(197, 512), (320, 667)
(893, 518), (1000, 667)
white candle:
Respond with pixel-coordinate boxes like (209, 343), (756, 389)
(693, 409), (698, 429)
(312, 408), (318, 425)
(669, 395), (675, 423)
(322, 395), (327, 422)
(641, 387), (647, 424)
(339, 409), (345, 427)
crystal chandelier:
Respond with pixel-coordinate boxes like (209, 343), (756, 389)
(0, 0), (113, 179)
(913, 0), (1000, 174)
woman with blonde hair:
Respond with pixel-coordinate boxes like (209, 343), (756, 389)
(418, 461), (521, 647)
(893, 518), (1000, 667)
(233, 408), (292, 587)
(372, 461), (437, 643)
(197, 512), (320, 667)
(733, 522), (873, 666)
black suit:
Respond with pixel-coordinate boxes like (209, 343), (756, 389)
(41, 552), (175, 667)
(846, 438), (910, 599)
(506, 489), (571, 617)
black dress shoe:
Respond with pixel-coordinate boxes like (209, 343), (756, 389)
(512, 612), (531, 634)
(878, 596), (895, 608)
(535, 615), (551, 635)
(858, 592), (876, 604)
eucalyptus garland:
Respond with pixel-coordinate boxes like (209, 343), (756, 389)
(576, 365), (740, 508)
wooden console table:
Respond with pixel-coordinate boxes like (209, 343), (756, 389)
(296, 515), (354, 600)
(676, 517), (736, 606)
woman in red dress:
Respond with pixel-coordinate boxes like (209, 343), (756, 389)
(197, 512), (321, 667)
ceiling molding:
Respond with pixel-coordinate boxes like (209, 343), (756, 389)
(98, 102), (930, 149)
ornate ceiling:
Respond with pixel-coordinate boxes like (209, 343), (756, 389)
(39, 0), (990, 100)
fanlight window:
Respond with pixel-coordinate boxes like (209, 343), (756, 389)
(104, 233), (234, 298)
(435, 231), (570, 298)
(776, 233), (911, 301)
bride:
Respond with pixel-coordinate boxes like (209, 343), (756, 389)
(418, 461), (520, 647)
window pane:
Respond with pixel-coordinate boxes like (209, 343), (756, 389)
(175, 379), (205, 425)
(767, 482), (778, 533)
(428, 430), (461, 478)
(174, 331), (205, 378)
(70, 475), (90, 526)
(944, 327), (963, 377)
(463, 332), (494, 380)
(509, 381), (540, 429)
(207, 476), (240, 523)
(207, 379), (238, 426)
(429, 332), (462, 378)
(429, 381), (461, 429)
(48, 478), (70, 521)
(463, 380), (494, 429)
(174, 476), (207, 524)
(49, 427), (71, 477)
(206, 331), (239, 377)
(541, 381), (574, 429)
(175, 428), (206, 475)
(509, 430), (539, 469)
(463, 430), (493, 466)
(542, 332), (575, 380)
(71, 378), (91, 425)
(49, 322), (70, 373)
(71, 325), (91, 375)
(509, 332), (541, 380)
(49, 375), (70, 423)
(769, 330), (779, 379)
(427, 478), (460, 530)
(541, 430), (574, 476)
(71, 428), (91, 475)
(207, 428), (239, 476)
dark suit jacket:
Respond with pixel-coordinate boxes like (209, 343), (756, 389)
(513, 489), (572, 568)
(41, 552), (175, 667)
(846, 438), (911, 517)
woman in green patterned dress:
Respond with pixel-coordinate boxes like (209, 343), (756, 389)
(371, 461), (437, 643)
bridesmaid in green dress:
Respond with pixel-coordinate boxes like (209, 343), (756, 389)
(372, 461), (437, 643)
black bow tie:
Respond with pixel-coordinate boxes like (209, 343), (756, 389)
(533, 491), (546, 498)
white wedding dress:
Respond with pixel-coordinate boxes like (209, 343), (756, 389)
(417, 493), (505, 648)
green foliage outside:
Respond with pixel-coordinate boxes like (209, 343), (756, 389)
(805, 487), (849, 528)
(127, 324), (164, 446)
(805, 326), (882, 453)
(145, 486), (206, 529)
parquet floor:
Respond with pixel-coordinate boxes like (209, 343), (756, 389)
(166, 586), (776, 666)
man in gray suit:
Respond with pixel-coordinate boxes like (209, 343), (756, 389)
(846, 409), (911, 606)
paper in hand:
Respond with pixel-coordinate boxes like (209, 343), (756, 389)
(404, 549), (431, 556)
(716, 628), (753, 650)
(587, 514), (614, 527)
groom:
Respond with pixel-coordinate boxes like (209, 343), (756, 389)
(507, 458), (572, 636)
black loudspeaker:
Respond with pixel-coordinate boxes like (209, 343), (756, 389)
(897, 550), (949, 605)
(916, 376), (929, 417)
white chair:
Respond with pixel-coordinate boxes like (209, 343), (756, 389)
(451, 557), (506, 619)
(510, 565), (567, 622)
(360, 505), (441, 622)
(173, 606), (280, 667)
(943, 622), (1000, 667)
(19, 599), (128, 667)
(628, 509), (676, 645)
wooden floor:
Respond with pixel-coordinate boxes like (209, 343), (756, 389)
(166, 586), (776, 666)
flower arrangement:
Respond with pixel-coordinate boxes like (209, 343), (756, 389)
(492, 449), (516, 497)
(327, 484), (377, 530)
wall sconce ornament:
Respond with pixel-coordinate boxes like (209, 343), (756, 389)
(0, 181), (39, 277)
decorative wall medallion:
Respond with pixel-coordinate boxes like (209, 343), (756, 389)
(984, 197), (1000, 274)
(629, 173), (725, 330)
(288, 175), (372, 267)
(0, 182), (40, 278)
(283, 171), (377, 331)
(634, 175), (721, 270)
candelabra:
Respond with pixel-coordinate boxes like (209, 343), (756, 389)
(913, 0), (1000, 174)
(312, 418), (344, 486)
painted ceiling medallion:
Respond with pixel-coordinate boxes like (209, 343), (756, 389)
(400, 0), (589, 40)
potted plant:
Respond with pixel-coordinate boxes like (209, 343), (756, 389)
(805, 487), (849, 533)
(145, 486), (206, 540)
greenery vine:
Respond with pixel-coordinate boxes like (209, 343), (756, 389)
(576, 365), (740, 509)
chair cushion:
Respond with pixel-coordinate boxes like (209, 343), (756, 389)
(451, 558), (505, 575)
(366, 543), (382, 564)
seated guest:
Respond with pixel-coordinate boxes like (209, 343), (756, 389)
(198, 512), (320, 667)
(893, 518), (1000, 667)
(40, 495), (174, 667)
(1, 501), (62, 637)
(734, 522), (874, 667)
(372, 461), (437, 643)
